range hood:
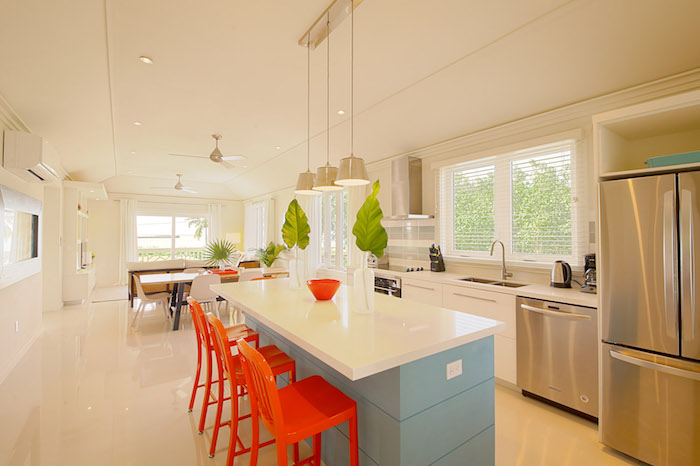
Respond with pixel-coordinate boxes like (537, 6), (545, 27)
(389, 156), (433, 219)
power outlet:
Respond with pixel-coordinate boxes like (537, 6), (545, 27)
(446, 359), (462, 380)
(14, 321), (19, 333)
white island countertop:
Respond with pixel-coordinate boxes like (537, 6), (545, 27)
(212, 279), (504, 381)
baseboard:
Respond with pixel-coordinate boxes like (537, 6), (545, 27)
(0, 329), (41, 385)
(495, 377), (521, 392)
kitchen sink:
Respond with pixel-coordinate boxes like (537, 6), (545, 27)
(459, 277), (497, 284)
(458, 277), (528, 288)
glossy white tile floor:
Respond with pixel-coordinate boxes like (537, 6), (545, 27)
(0, 297), (642, 466)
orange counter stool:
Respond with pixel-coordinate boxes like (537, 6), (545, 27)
(207, 314), (297, 464)
(237, 339), (359, 466)
(187, 298), (258, 431)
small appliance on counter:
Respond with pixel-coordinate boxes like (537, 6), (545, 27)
(580, 253), (596, 294)
(429, 244), (446, 272)
(550, 260), (572, 288)
(367, 253), (388, 269)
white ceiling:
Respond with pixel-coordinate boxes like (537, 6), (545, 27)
(1, 0), (699, 200)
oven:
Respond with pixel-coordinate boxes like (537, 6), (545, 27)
(374, 275), (401, 298)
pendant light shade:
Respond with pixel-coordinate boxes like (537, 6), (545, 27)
(295, 32), (321, 196)
(335, 0), (369, 187)
(313, 14), (342, 192)
(314, 163), (343, 191)
(336, 154), (369, 186)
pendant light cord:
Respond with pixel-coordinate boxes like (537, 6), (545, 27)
(326, 13), (331, 165)
(350, 0), (354, 156)
(307, 33), (311, 171)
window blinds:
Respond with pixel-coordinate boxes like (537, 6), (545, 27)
(438, 139), (586, 264)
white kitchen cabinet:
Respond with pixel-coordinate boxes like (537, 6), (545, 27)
(442, 284), (517, 383)
(402, 278), (443, 306)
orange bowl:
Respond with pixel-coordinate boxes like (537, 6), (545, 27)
(306, 279), (341, 301)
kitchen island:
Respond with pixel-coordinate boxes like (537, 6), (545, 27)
(212, 279), (504, 466)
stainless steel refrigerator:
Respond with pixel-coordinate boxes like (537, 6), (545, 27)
(599, 172), (700, 466)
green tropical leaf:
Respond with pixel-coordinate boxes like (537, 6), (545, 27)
(353, 180), (388, 258)
(255, 241), (287, 267)
(281, 199), (311, 250)
(203, 239), (237, 268)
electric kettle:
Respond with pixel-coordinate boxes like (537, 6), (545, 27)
(551, 260), (572, 288)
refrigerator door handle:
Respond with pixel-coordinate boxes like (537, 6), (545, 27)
(680, 189), (696, 338)
(663, 190), (679, 337)
(610, 349), (700, 382)
(520, 303), (591, 320)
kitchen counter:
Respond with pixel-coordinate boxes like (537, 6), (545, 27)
(387, 269), (599, 308)
(212, 278), (502, 465)
(212, 279), (504, 380)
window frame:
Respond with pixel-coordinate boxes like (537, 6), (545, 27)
(319, 190), (349, 268)
(136, 214), (208, 262)
(439, 139), (584, 266)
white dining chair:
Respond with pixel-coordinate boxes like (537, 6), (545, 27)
(132, 275), (171, 327)
(189, 273), (223, 317)
(238, 269), (264, 282)
(183, 268), (206, 274)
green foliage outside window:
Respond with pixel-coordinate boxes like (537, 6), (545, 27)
(453, 168), (495, 252)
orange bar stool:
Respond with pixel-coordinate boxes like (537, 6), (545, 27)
(237, 339), (359, 466)
(187, 298), (258, 434)
(208, 313), (297, 464)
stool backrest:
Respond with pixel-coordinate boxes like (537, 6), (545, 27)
(190, 273), (221, 302)
(237, 339), (285, 436)
(207, 313), (240, 392)
(187, 297), (208, 350)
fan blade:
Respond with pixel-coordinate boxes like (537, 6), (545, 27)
(181, 187), (198, 194)
(220, 160), (236, 169)
(149, 187), (174, 190)
(168, 153), (207, 159)
(220, 154), (246, 161)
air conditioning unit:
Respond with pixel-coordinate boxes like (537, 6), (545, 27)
(3, 130), (62, 183)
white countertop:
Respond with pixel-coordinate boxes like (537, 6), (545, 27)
(211, 279), (504, 381)
(389, 270), (599, 308)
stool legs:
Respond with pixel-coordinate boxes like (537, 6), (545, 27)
(313, 433), (322, 466)
(198, 349), (214, 434)
(188, 343), (202, 412)
(349, 409), (359, 466)
(209, 359), (226, 457)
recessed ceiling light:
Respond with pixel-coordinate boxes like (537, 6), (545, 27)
(130, 151), (136, 155)
(132, 121), (142, 126)
(139, 56), (153, 64)
(89, 190), (94, 193)
(337, 110), (345, 115)
(275, 146), (281, 150)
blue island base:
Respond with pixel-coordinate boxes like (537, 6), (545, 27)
(244, 315), (495, 466)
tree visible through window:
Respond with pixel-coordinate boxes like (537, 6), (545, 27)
(452, 165), (495, 252)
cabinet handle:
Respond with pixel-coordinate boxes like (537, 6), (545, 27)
(520, 303), (590, 320)
(405, 283), (436, 291)
(454, 292), (496, 303)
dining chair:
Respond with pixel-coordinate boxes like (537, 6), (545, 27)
(238, 269), (264, 282)
(131, 275), (171, 327)
(184, 268), (206, 274)
(190, 273), (223, 317)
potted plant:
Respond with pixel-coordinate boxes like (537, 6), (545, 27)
(255, 241), (287, 267)
(281, 199), (311, 288)
(203, 239), (238, 269)
(352, 181), (388, 313)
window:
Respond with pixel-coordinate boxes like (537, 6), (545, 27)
(319, 191), (349, 268)
(136, 216), (208, 261)
(439, 139), (584, 264)
(244, 201), (267, 251)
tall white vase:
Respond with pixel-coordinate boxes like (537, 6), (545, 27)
(353, 252), (375, 314)
(288, 247), (305, 289)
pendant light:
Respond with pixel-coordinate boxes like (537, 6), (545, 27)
(336, 0), (369, 186)
(294, 33), (321, 196)
(313, 13), (343, 192)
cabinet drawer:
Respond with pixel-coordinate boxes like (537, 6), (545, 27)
(443, 284), (516, 339)
(495, 335), (516, 384)
(402, 279), (443, 306)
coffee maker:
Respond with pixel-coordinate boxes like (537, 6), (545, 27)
(580, 253), (596, 294)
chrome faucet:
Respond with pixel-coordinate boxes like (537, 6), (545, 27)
(490, 240), (512, 280)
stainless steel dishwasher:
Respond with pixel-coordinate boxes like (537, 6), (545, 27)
(516, 296), (598, 419)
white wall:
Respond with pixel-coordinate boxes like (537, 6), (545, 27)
(0, 128), (45, 383)
(41, 184), (63, 311)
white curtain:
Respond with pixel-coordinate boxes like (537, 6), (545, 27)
(244, 196), (274, 251)
(119, 199), (138, 285)
(207, 203), (223, 243)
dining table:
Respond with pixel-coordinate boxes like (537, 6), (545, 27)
(139, 267), (288, 330)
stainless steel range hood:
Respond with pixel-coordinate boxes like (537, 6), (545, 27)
(389, 156), (433, 219)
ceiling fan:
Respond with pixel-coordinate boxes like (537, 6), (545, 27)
(149, 174), (197, 194)
(169, 134), (247, 169)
